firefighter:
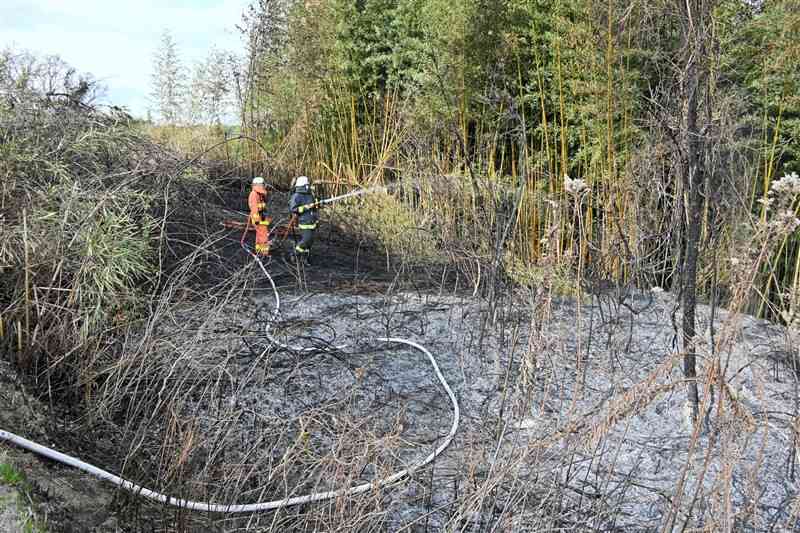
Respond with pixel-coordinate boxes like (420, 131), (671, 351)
(248, 176), (270, 256)
(288, 175), (320, 264)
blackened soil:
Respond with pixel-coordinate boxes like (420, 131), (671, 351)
(207, 185), (467, 294)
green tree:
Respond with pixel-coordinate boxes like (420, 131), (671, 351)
(719, 0), (800, 178)
(332, 0), (427, 94)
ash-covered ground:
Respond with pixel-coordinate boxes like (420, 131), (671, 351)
(180, 271), (800, 532)
(5, 184), (800, 531)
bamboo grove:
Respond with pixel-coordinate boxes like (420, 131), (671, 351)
(234, 0), (800, 318)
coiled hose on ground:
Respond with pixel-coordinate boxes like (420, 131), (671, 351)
(0, 244), (461, 513)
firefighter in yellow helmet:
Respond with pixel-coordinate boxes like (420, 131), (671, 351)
(248, 176), (270, 256)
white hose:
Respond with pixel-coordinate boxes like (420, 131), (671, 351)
(0, 254), (460, 514)
(253, 256), (347, 352)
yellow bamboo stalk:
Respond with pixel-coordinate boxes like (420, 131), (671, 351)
(350, 94), (358, 183)
(756, 57), (770, 214)
(761, 96), (785, 221)
(553, 12), (575, 263)
(605, 0), (622, 278)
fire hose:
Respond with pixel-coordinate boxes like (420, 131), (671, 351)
(0, 236), (460, 514)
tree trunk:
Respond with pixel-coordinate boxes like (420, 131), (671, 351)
(682, 166), (703, 423)
(678, 0), (711, 424)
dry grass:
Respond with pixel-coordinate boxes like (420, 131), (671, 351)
(4, 44), (800, 533)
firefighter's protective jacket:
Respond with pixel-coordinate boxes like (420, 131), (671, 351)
(248, 187), (268, 224)
(248, 185), (270, 255)
(289, 186), (319, 228)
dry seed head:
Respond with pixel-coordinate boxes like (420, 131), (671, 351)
(563, 175), (588, 195)
(769, 209), (800, 234)
(756, 197), (773, 210)
(769, 172), (800, 196)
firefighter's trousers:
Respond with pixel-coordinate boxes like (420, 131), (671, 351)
(294, 228), (315, 256)
(255, 221), (270, 255)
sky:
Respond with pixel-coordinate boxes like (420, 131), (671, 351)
(1, 0), (250, 118)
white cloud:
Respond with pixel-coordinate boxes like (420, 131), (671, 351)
(1, 0), (250, 117)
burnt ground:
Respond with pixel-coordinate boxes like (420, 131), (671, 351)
(4, 180), (800, 531)
(70, 280), (800, 532)
(169, 285), (800, 532)
(4, 273), (800, 531)
(0, 181), (466, 532)
(172, 182), (464, 294)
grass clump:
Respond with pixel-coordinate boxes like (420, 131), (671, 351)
(502, 249), (577, 297)
(0, 450), (47, 533)
(0, 460), (24, 487)
(0, 112), (157, 377)
(0, 49), (219, 406)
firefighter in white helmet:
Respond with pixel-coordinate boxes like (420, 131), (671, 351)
(288, 175), (320, 264)
(248, 176), (270, 256)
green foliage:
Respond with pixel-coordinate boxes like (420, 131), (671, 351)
(0, 461), (24, 486)
(36, 185), (154, 339)
(332, 0), (428, 94)
(229, 0), (800, 313)
(719, 0), (800, 176)
(0, 50), (200, 402)
(1, 121), (157, 347)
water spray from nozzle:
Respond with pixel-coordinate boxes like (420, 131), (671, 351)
(318, 183), (391, 206)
